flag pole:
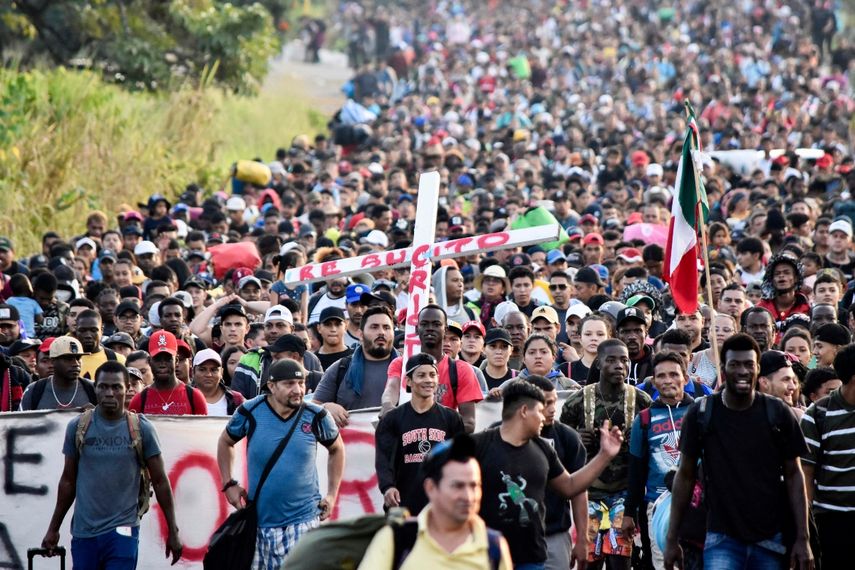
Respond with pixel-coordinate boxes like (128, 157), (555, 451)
(684, 102), (722, 389)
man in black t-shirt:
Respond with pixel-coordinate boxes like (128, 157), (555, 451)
(664, 334), (812, 570)
(527, 375), (588, 570)
(473, 380), (623, 567)
(374, 353), (465, 514)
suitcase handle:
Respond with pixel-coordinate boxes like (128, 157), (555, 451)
(27, 547), (66, 570)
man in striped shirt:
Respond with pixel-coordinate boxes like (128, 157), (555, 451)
(800, 343), (855, 569)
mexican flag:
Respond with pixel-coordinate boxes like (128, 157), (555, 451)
(664, 112), (709, 314)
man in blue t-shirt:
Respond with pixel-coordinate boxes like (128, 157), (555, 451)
(624, 352), (695, 569)
(218, 358), (344, 570)
(41, 360), (183, 568)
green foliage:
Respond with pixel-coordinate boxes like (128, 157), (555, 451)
(2, 0), (283, 93)
(0, 65), (326, 253)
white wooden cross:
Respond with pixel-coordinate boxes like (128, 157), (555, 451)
(284, 171), (560, 366)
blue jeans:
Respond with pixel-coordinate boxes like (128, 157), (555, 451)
(515, 564), (545, 570)
(71, 526), (139, 570)
(703, 532), (786, 570)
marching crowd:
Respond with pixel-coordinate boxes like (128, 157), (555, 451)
(0, 0), (853, 568)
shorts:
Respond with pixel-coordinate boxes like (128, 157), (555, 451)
(587, 493), (632, 561)
(253, 518), (319, 570)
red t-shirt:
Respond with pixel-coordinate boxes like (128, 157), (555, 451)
(128, 384), (208, 415)
(387, 355), (483, 409)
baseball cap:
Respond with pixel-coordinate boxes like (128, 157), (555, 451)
(547, 250), (567, 265)
(508, 253), (532, 268)
(447, 321), (463, 338)
(493, 301), (520, 326)
(582, 233), (604, 245)
(123, 210), (144, 222)
(759, 350), (793, 378)
(574, 267), (604, 287)
(193, 348), (222, 367)
(346, 283), (371, 304)
(176, 339), (193, 358)
(319, 307), (347, 324)
(485, 328), (513, 346)
(264, 305), (293, 324)
(0, 304), (20, 323)
(231, 267), (254, 285)
(579, 214), (598, 225)
(218, 304), (247, 320)
(462, 320), (486, 336)
(0, 237), (14, 251)
(50, 337), (86, 358)
(115, 300), (141, 317)
(104, 332), (135, 350)
(39, 337), (56, 354)
(531, 305), (560, 325)
(829, 218), (853, 238)
(182, 278), (208, 291)
(815, 323), (851, 346)
(362, 229), (389, 248)
(616, 307), (646, 328)
(99, 249), (118, 262)
(238, 275), (262, 290)
(122, 226), (144, 236)
(134, 241), (159, 256)
(566, 303), (593, 320)
(8, 338), (42, 356)
(226, 196), (247, 211)
(148, 330), (178, 357)
(646, 164), (664, 178)
(626, 294), (655, 310)
(405, 353), (438, 377)
(618, 248), (643, 263)
(75, 237), (97, 251)
(269, 334), (307, 355)
(268, 359), (305, 381)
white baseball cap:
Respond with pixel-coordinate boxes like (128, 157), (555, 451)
(134, 241), (158, 256)
(75, 237), (97, 251)
(829, 218), (853, 238)
(226, 196), (247, 211)
(264, 305), (294, 324)
(362, 230), (389, 248)
(193, 348), (222, 367)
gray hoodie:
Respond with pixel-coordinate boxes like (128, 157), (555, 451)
(432, 266), (474, 326)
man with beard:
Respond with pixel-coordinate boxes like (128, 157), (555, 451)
(74, 310), (125, 381)
(307, 276), (348, 324)
(381, 305), (483, 433)
(741, 307), (777, 352)
(231, 305), (323, 399)
(374, 353), (465, 514)
(757, 255), (810, 341)
(343, 284), (369, 348)
(128, 331), (207, 415)
(758, 351), (801, 417)
(314, 306), (398, 423)
(664, 334), (812, 570)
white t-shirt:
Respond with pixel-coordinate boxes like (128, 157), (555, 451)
(309, 293), (347, 324)
(206, 394), (229, 416)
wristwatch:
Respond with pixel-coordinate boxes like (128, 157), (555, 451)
(221, 479), (238, 493)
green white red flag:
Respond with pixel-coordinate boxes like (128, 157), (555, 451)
(663, 110), (709, 314)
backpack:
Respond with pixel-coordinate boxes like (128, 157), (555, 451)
(29, 377), (97, 409)
(139, 384), (197, 414)
(76, 409), (152, 519)
(283, 508), (503, 570)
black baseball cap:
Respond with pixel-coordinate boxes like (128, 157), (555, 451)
(0, 304), (20, 323)
(218, 304), (247, 320)
(616, 307), (646, 328)
(759, 350), (793, 378)
(319, 307), (347, 324)
(268, 359), (305, 382)
(268, 334), (307, 355)
(8, 338), (41, 356)
(484, 328), (512, 346)
(115, 300), (141, 317)
(574, 266), (604, 287)
(405, 353), (438, 377)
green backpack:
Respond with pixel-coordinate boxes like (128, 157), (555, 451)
(284, 508), (502, 570)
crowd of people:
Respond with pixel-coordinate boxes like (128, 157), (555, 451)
(0, 0), (853, 568)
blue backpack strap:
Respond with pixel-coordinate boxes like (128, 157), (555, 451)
(486, 528), (502, 570)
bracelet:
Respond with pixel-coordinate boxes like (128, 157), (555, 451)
(221, 479), (238, 493)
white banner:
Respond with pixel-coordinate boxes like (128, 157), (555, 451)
(0, 399), (515, 569)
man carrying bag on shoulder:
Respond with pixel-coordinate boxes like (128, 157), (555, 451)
(210, 359), (345, 570)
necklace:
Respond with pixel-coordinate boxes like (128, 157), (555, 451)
(152, 384), (182, 412)
(51, 378), (79, 408)
(595, 385), (626, 426)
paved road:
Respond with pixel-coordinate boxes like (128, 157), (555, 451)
(265, 41), (350, 116)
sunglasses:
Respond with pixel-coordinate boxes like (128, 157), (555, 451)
(549, 284), (568, 291)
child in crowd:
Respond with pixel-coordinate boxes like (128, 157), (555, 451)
(6, 274), (43, 337)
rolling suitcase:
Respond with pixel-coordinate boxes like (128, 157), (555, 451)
(27, 547), (65, 570)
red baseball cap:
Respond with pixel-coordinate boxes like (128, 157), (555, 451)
(231, 267), (254, 285)
(626, 212), (643, 225)
(618, 247), (643, 262)
(149, 330), (178, 357)
(176, 339), (193, 358)
(816, 153), (834, 169)
(631, 151), (650, 166)
(582, 233), (605, 245)
(39, 337), (56, 353)
(462, 320), (486, 336)
(579, 214), (598, 225)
